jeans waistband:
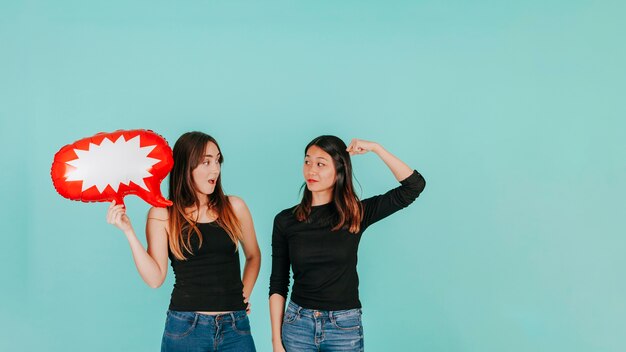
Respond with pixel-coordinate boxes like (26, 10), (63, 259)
(167, 309), (247, 323)
(286, 300), (362, 319)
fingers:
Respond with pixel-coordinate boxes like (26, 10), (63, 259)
(113, 210), (124, 225)
(243, 294), (251, 314)
(346, 138), (368, 155)
(352, 146), (366, 155)
(107, 204), (126, 225)
(108, 208), (121, 224)
(107, 206), (123, 223)
(346, 138), (357, 152)
(346, 139), (357, 155)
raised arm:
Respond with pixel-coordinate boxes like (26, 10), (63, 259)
(107, 202), (169, 288)
(346, 139), (414, 181)
(346, 139), (426, 229)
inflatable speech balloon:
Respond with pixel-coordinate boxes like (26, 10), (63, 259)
(51, 129), (173, 207)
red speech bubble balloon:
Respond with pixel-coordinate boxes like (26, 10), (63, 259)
(51, 129), (173, 207)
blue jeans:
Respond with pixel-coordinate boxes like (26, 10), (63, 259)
(282, 301), (364, 352)
(161, 310), (256, 352)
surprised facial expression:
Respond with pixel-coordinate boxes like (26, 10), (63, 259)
(192, 142), (221, 196)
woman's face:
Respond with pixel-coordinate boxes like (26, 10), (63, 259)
(303, 145), (336, 194)
(192, 142), (221, 196)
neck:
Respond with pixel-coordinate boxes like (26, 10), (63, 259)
(311, 190), (333, 206)
(196, 193), (209, 208)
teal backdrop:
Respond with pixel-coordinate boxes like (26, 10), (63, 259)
(1, 1), (625, 351)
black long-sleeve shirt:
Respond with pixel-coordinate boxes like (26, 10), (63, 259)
(269, 170), (426, 310)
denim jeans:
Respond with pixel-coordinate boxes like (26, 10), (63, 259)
(161, 310), (256, 352)
(282, 300), (364, 352)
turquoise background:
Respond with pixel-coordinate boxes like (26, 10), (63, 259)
(1, 1), (625, 351)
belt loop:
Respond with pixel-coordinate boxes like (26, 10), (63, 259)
(192, 313), (200, 327)
(292, 301), (302, 317)
(229, 311), (236, 321)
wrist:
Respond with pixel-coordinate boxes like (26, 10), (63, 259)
(371, 143), (383, 154)
(123, 228), (136, 239)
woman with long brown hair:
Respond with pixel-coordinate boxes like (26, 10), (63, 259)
(269, 135), (426, 352)
(107, 131), (260, 352)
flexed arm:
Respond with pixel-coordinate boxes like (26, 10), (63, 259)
(347, 138), (426, 229)
(346, 139), (414, 181)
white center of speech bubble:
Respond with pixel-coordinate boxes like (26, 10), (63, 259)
(65, 135), (161, 193)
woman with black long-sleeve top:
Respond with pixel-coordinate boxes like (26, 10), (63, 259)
(269, 135), (426, 352)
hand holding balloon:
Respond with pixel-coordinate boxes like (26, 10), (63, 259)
(106, 200), (133, 234)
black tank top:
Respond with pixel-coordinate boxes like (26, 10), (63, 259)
(168, 222), (246, 311)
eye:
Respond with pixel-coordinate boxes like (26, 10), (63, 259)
(317, 163), (325, 167)
(304, 160), (310, 165)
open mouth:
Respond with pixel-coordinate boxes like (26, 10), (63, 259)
(208, 179), (216, 185)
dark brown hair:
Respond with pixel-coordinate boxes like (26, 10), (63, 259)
(294, 135), (363, 233)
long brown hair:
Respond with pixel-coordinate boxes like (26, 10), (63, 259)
(294, 135), (363, 233)
(167, 132), (242, 260)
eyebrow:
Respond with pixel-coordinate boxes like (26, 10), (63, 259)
(203, 153), (221, 158)
(305, 154), (328, 161)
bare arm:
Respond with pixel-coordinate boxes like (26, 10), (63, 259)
(269, 293), (287, 352)
(230, 196), (261, 313)
(107, 202), (169, 288)
(346, 139), (414, 181)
